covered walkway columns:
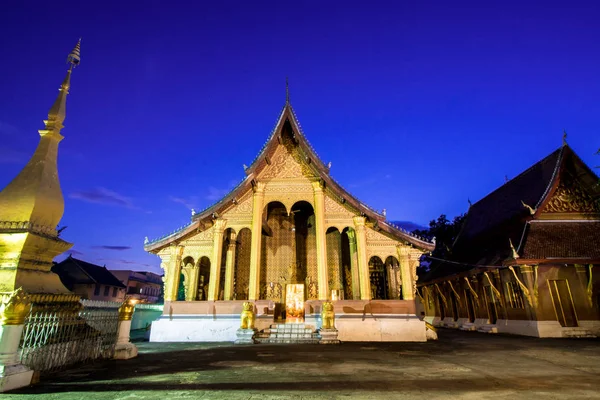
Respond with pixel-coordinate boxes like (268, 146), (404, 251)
(162, 244), (183, 302)
(312, 181), (329, 300)
(397, 245), (419, 301)
(223, 230), (237, 300)
(248, 182), (265, 301)
(346, 229), (360, 299)
(353, 216), (371, 300)
(208, 219), (227, 301)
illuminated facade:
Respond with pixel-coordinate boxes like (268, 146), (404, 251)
(145, 97), (434, 342)
(0, 40), (81, 294)
(419, 144), (600, 338)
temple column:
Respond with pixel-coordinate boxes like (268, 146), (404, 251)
(162, 244), (183, 302)
(347, 230), (361, 299)
(248, 182), (265, 300)
(224, 230), (238, 300)
(185, 265), (199, 301)
(208, 219), (227, 301)
(397, 245), (416, 301)
(312, 181), (329, 300)
(353, 216), (371, 300)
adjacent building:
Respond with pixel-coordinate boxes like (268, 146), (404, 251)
(111, 270), (162, 303)
(419, 144), (600, 338)
(52, 255), (127, 302)
(144, 96), (434, 342)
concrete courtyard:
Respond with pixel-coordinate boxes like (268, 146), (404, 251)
(5, 329), (600, 399)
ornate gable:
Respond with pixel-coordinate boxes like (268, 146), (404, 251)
(540, 179), (600, 219)
(258, 136), (316, 181)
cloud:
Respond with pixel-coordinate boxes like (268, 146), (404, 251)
(169, 195), (199, 209)
(67, 249), (85, 256)
(0, 146), (29, 164)
(98, 258), (155, 268)
(348, 174), (392, 189)
(92, 245), (132, 251)
(0, 121), (18, 136)
(70, 187), (134, 208)
(205, 186), (231, 201)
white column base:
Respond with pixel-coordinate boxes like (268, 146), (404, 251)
(113, 343), (138, 360)
(0, 364), (34, 393)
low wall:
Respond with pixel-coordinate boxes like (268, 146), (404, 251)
(151, 299), (425, 342)
(131, 304), (163, 331)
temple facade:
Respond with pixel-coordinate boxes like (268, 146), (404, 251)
(145, 98), (434, 342)
(418, 144), (600, 338)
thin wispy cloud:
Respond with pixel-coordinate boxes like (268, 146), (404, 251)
(0, 121), (18, 136)
(348, 174), (392, 189)
(0, 146), (29, 164)
(67, 249), (85, 256)
(205, 186), (230, 201)
(98, 258), (155, 269)
(92, 245), (132, 251)
(70, 187), (134, 208)
(169, 195), (199, 210)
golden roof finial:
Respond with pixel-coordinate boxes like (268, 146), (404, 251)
(0, 39), (82, 230)
(562, 129), (568, 146)
(286, 77), (290, 104)
(67, 38), (81, 67)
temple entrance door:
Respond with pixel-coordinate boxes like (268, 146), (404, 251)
(285, 284), (305, 322)
(549, 279), (578, 327)
(484, 286), (498, 324)
(465, 290), (476, 323)
(369, 257), (388, 299)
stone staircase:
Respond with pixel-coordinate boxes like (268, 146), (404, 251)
(563, 328), (597, 338)
(477, 324), (498, 334)
(255, 322), (321, 344)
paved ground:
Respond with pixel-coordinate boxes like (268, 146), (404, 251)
(6, 329), (600, 399)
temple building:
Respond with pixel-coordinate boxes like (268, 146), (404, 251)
(418, 143), (600, 338)
(144, 94), (434, 342)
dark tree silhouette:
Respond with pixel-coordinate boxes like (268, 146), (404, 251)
(413, 213), (465, 273)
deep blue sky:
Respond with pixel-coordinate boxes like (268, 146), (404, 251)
(1, 1), (599, 273)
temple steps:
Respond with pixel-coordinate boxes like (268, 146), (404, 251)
(255, 322), (321, 344)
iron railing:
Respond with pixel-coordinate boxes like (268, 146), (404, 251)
(19, 300), (120, 373)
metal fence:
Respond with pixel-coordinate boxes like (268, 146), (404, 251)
(19, 300), (120, 373)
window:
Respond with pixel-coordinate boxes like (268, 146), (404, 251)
(506, 281), (525, 309)
(94, 284), (101, 296)
(112, 287), (118, 297)
(103, 285), (110, 296)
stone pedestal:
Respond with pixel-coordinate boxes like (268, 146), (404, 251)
(235, 328), (256, 344)
(318, 328), (340, 344)
(0, 324), (33, 392)
(113, 309), (138, 360)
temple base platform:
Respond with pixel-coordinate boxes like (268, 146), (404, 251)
(150, 300), (427, 343)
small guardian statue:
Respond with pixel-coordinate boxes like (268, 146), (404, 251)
(319, 301), (340, 344)
(236, 302), (257, 344)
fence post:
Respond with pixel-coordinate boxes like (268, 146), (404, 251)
(0, 288), (33, 392)
(114, 299), (138, 360)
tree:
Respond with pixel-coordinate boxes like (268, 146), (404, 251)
(413, 213), (465, 272)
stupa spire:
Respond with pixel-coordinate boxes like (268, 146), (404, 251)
(0, 39), (81, 230)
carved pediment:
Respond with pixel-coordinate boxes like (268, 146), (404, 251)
(259, 138), (316, 180)
(542, 181), (600, 215)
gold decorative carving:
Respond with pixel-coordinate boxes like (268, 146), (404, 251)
(321, 301), (335, 329)
(0, 287), (31, 325)
(240, 302), (255, 329)
(259, 141), (315, 180)
(508, 266), (534, 307)
(464, 277), (479, 303)
(587, 264), (594, 307)
(543, 182), (599, 213)
(434, 283), (447, 307)
(447, 281), (462, 306)
(118, 298), (138, 321)
(483, 272), (503, 303)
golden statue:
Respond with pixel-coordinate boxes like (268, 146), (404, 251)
(240, 301), (255, 329)
(321, 301), (335, 330)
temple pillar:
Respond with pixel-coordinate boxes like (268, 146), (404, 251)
(224, 231), (238, 300)
(208, 219), (227, 301)
(248, 182), (265, 300)
(183, 264), (199, 301)
(312, 181), (329, 300)
(347, 230), (361, 299)
(162, 245), (183, 302)
(353, 216), (371, 300)
(397, 245), (417, 301)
